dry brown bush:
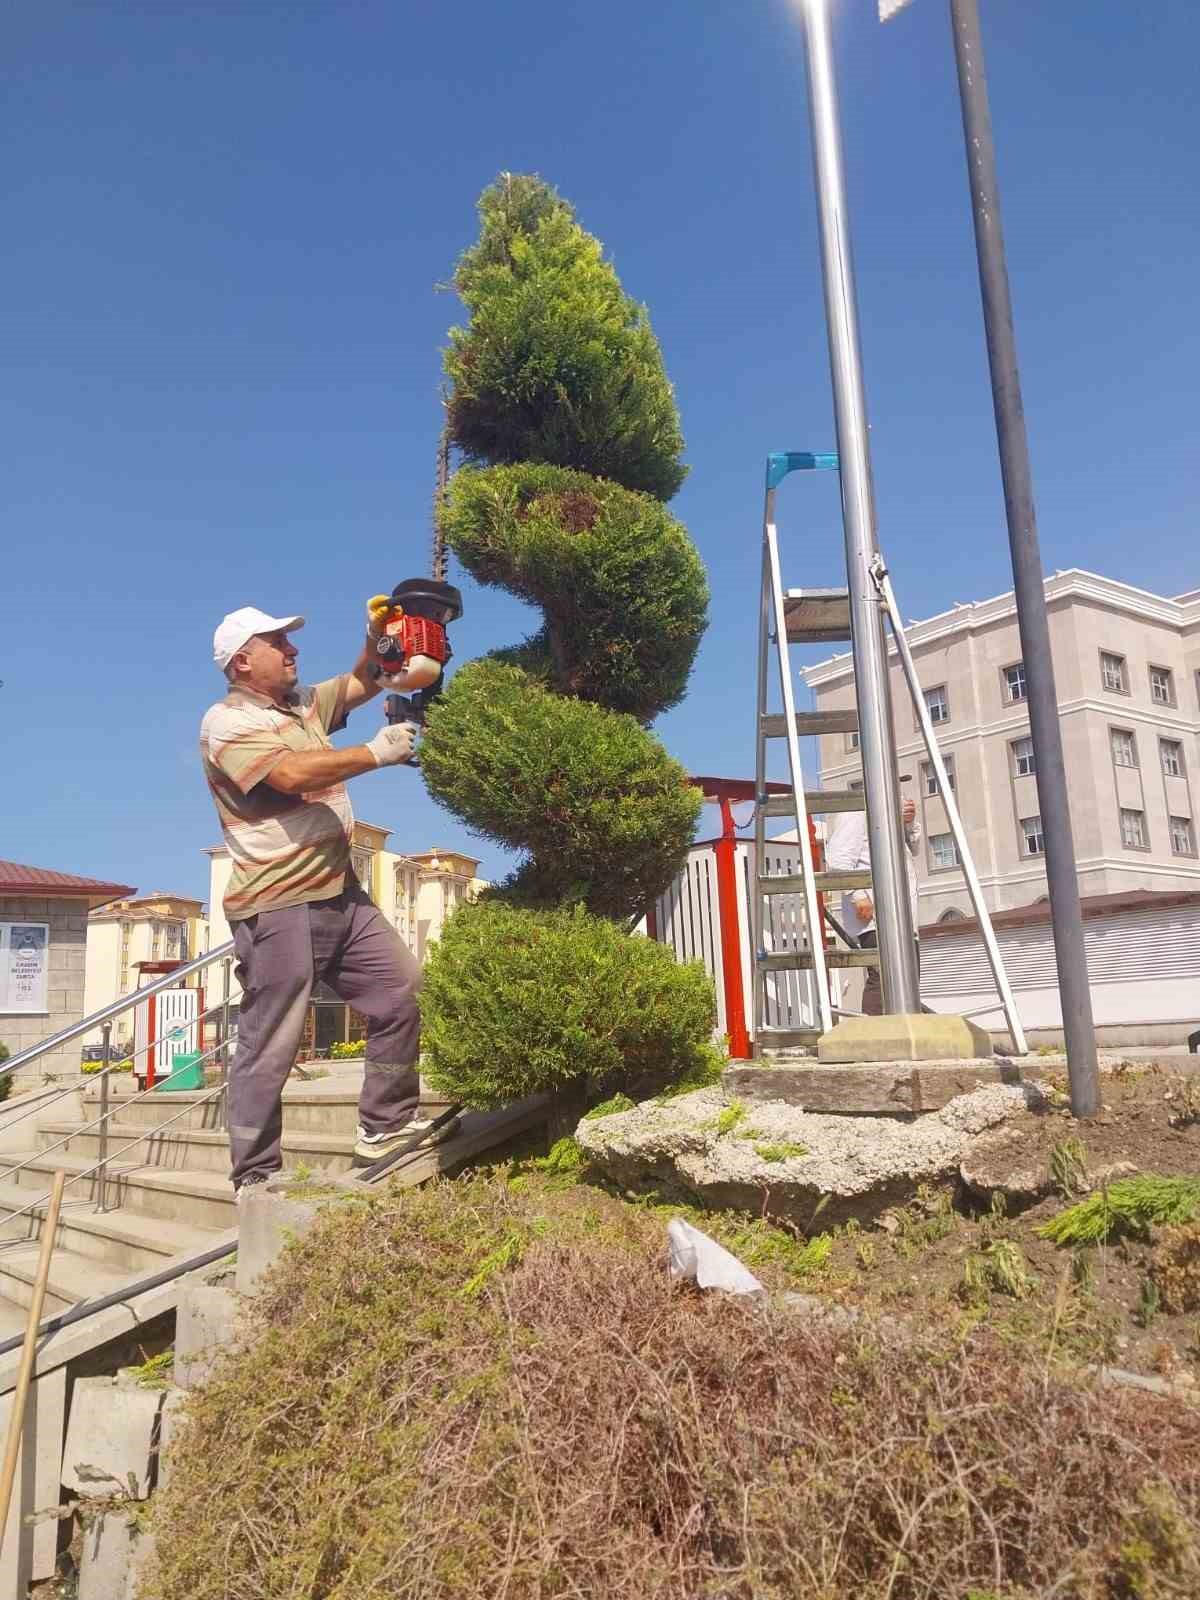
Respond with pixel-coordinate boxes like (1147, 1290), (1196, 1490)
(1153, 1222), (1200, 1314)
(144, 1176), (1200, 1600)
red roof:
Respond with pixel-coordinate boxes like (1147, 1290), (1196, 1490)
(0, 861), (136, 906)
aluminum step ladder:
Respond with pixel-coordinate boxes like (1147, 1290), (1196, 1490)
(751, 450), (1028, 1056)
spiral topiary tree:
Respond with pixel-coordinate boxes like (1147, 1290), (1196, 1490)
(419, 174), (715, 1111)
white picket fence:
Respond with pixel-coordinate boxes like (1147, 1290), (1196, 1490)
(645, 840), (837, 1041)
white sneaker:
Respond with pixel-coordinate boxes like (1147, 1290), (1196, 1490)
(353, 1115), (460, 1166)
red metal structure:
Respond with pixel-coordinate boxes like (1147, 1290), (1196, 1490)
(688, 776), (826, 1061)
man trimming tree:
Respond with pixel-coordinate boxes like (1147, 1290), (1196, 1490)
(200, 602), (454, 1194)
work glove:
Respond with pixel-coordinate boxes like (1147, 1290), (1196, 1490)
(366, 594), (393, 640)
(365, 722), (418, 768)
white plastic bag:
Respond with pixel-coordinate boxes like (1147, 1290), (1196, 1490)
(666, 1217), (764, 1296)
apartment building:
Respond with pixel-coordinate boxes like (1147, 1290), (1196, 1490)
(803, 571), (1200, 927)
(83, 890), (207, 1048)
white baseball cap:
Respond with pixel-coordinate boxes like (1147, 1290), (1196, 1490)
(213, 607), (306, 669)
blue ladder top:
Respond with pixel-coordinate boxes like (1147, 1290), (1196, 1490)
(765, 451), (839, 490)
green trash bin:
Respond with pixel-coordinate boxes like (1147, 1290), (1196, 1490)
(159, 1050), (205, 1092)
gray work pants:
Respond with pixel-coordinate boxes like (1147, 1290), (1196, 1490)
(227, 886), (422, 1188)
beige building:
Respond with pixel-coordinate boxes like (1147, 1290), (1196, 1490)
(83, 892), (208, 1050)
(804, 570), (1200, 927)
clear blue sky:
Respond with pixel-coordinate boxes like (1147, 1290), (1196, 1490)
(5, 0), (1198, 903)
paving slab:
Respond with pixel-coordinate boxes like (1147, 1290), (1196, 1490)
(0, 1365), (67, 1592)
(78, 1508), (141, 1600)
(62, 1373), (163, 1500)
(174, 1279), (242, 1391)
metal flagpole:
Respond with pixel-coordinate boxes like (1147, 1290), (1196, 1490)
(945, 0), (1099, 1115)
(798, 0), (921, 1014)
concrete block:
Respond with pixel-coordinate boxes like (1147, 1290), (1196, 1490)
(726, 1058), (1027, 1116)
(125, 1528), (157, 1599)
(155, 1388), (189, 1491)
(78, 1508), (142, 1600)
(817, 1012), (992, 1065)
(235, 1175), (339, 1295)
(175, 1280), (241, 1391)
(0, 1365), (67, 1593)
(62, 1374), (163, 1501)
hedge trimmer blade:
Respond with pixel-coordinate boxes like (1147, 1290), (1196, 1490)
(432, 409), (450, 584)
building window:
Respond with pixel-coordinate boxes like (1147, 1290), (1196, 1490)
(845, 730), (860, 752)
(1002, 662), (1027, 703)
(848, 777), (864, 792)
(351, 847), (374, 894)
(1011, 736), (1036, 778)
(924, 685), (950, 725)
(1120, 807), (1148, 850)
(1110, 728), (1138, 769)
(1149, 665), (1175, 707)
(1170, 816), (1196, 856)
(1020, 815), (1045, 857)
(1160, 739), (1184, 778)
(1100, 651), (1127, 694)
(118, 921), (132, 994)
(929, 832), (960, 870)
(938, 907), (968, 923)
(150, 923), (162, 960)
(394, 864), (419, 947)
(921, 756), (955, 797)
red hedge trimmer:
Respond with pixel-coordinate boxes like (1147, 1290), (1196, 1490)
(369, 420), (463, 738)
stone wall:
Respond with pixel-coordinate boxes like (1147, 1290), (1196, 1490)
(0, 894), (88, 1080)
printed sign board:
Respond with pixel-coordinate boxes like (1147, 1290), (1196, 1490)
(0, 922), (50, 1014)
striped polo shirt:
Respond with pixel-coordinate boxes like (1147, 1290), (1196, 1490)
(200, 678), (355, 921)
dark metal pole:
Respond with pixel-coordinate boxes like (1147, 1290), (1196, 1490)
(948, 0), (1099, 1116)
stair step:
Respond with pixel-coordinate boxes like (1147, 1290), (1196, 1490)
(36, 1121), (358, 1178)
(0, 1243), (138, 1317)
(761, 710), (859, 738)
(759, 870), (872, 894)
(761, 790), (865, 818)
(79, 1080), (451, 1135)
(757, 948), (879, 970)
(783, 588), (851, 643)
(0, 1152), (236, 1232)
(0, 1176), (219, 1277)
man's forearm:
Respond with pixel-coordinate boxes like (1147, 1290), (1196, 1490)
(266, 746), (378, 795)
(347, 641), (384, 708)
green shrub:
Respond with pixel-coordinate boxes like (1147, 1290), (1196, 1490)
(421, 902), (715, 1107)
(445, 174), (687, 501)
(1038, 1176), (1200, 1246)
(329, 1040), (366, 1060)
(421, 659), (700, 919)
(0, 1042), (10, 1104)
(421, 174), (711, 1105)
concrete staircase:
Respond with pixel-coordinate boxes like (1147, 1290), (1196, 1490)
(0, 1069), (395, 1330)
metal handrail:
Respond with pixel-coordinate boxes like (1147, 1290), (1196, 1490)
(0, 1079), (229, 1240)
(0, 940), (236, 1080)
(0, 1032), (234, 1194)
(0, 979), (236, 1152)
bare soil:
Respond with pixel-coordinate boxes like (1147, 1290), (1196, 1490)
(816, 1062), (1200, 1381)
